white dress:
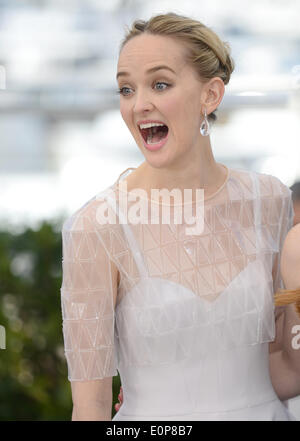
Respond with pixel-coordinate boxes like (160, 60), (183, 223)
(60, 165), (297, 421)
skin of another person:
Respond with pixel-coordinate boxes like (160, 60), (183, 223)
(268, 224), (300, 401)
(293, 200), (300, 226)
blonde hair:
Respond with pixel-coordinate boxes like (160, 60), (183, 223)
(119, 12), (235, 123)
(274, 288), (300, 317)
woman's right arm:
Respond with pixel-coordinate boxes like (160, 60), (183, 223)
(71, 378), (113, 421)
(60, 205), (119, 420)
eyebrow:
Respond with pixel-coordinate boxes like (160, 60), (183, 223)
(116, 65), (176, 80)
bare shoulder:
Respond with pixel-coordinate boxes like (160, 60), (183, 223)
(281, 223), (300, 263)
(280, 223), (300, 289)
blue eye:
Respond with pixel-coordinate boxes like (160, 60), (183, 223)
(116, 82), (170, 96)
(154, 82), (170, 91)
(116, 87), (131, 96)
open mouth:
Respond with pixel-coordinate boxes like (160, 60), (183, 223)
(139, 125), (169, 144)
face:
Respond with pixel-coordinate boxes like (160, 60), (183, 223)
(116, 33), (219, 168)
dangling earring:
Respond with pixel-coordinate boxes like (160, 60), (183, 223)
(200, 107), (210, 136)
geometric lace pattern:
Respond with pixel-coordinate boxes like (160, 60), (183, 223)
(60, 167), (294, 381)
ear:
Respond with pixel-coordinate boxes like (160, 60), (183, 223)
(201, 77), (225, 115)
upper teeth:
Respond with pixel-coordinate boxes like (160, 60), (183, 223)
(139, 122), (164, 129)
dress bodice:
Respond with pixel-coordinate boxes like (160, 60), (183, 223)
(60, 166), (296, 420)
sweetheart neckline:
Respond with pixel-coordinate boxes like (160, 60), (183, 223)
(116, 258), (266, 311)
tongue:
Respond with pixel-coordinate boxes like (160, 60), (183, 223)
(149, 126), (168, 143)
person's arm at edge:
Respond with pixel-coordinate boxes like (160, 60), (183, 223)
(269, 224), (300, 401)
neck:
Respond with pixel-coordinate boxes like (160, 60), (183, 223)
(128, 137), (226, 198)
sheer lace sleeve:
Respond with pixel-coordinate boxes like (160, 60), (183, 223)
(60, 200), (119, 382)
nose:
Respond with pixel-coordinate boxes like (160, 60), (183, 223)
(133, 89), (154, 114)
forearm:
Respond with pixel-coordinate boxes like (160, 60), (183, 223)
(281, 304), (300, 375)
(72, 401), (112, 421)
(70, 378), (113, 421)
(269, 349), (300, 401)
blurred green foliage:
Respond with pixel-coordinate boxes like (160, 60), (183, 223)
(0, 220), (121, 420)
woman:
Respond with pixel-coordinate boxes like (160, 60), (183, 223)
(60, 12), (300, 420)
